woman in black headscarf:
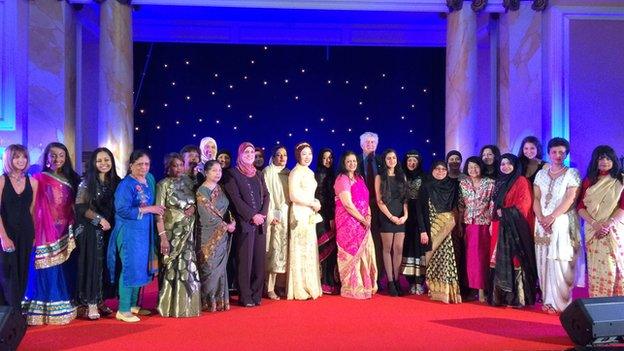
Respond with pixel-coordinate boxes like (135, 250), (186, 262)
(399, 150), (427, 294)
(488, 154), (537, 307)
(418, 161), (462, 304)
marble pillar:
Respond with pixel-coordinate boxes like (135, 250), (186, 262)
(498, 2), (543, 154)
(98, 0), (133, 174)
(445, 3), (478, 156)
(27, 1), (77, 163)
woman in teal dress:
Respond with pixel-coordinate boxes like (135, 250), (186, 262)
(156, 153), (201, 317)
(196, 160), (236, 312)
(107, 150), (165, 323)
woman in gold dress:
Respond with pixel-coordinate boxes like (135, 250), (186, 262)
(287, 142), (323, 300)
(156, 153), (201, 317)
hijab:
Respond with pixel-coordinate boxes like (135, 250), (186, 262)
(427, 160), (458, 212)
(200, 137), (218, 164)
(236, 142), (257, 177)
(493, 153), (522, 209)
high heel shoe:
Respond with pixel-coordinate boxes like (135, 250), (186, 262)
(394, 281), (404, 297)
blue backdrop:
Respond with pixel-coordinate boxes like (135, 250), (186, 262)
(133, 43), (445, 177)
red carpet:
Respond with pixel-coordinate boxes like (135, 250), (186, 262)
(19, 282), (580, 350)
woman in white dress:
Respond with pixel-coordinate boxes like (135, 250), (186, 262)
(287, 142), (323, 300)
(533, 137), (581, 314)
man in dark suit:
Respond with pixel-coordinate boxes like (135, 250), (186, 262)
(356, 132), (385, 289)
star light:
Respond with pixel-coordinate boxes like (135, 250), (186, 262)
(363, 85), (368, 90)
(294, 96), (299, 100)
(423, 88), (428, 93)
(140, 109), (145, 114)
(331, 129), (335, 133)
(382, 73), (386, 77)
(251, 60), (255, 64)
(156, 125), (161, 129)
(401, 116), (405, 120)
(214, 73), (219, 78)
(216, 120), (220, 124)
(365, 116), (370, 121)
(433, 152), (437, 156)
(229, 84), (234, 89)
(320, 117), (324, 122)
(264, 46), (268, 50)
(341, 143), (345, 147)
(243, 75), (248, 80)
(401, 86), (405, 90)
(327, 80), (332, 84)
(426, 139), (430, 143)
(263, 81), (268, 85)
(348, 128), (352, 132)
(411, 104), (416, 108)
(211, 91), (216, 95)
(288, 133), (293, 137)
(185, 60), (190, 65)
(135, 127), (139, 131)
(284, 79), (289, 83)
(358, 101), (363, 106)
(301, 68), (306, 73)
(248, 114), (253, 119)
(409, 129), (413, 133)
(148, 145), (152, 149)
(226, 104), (231, 109)
(185, 96), (191, 100)
(345, 80), (350, 84)
(163, 103), (168, 107)
(176, 120), (180, 125)
(233, 126), (238, 130)
(171, 82), (176, 86)
(198, 118), (203, 122)
(304, 128), (309, 132)
(163, 64), (168, 68)
(276, 141), (280, 144)
(193, 133), (196, 137)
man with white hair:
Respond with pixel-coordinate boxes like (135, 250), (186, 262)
(356, 132), (385, 289)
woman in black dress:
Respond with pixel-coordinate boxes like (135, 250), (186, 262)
(314, 148), (339, 294)
(374, 149), (408, 296)
(400, 150), (426, 295)
(481, 145), (501, 179)
(75, 147), (120, 319)
(0, 144), (37, 308)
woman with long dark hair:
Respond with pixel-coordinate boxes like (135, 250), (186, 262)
(75, 147), (120, 319)
(400, 150), (426, 295)
(0, 145), (38, 309)
(488, 154), (537, 307)
(315, 148), (339, 294)
(517, 136), (547, 184)
(481, 145), (501, 179)
(23, 142), (80, 325)
(578, 145), (624, 297)
(375, 149), (408, 296)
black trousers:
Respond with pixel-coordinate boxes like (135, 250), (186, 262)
(235, 225), (266, 305)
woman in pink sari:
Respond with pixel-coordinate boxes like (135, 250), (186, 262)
(23, 142), (81, 325)
(334, 151), (378, 299)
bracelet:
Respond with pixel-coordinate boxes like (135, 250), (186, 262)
(158, 231), (167, 236)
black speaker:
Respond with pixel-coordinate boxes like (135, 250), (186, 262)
(0, 306), (26, 351)
(560, 297), (624, 346)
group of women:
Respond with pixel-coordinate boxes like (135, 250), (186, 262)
(0, 133), (622, 326)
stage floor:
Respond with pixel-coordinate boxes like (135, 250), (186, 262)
(19, 281), (579, 351)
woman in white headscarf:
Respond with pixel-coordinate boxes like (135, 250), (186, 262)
(262, 146), (290, 300)
(200, 137), (218, 165)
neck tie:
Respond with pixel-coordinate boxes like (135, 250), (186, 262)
(366, 154), (375, 195)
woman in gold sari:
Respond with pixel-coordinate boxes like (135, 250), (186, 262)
(156, 153), (201, 317)
(197, 160), (236, 311)
(578, 145), (624, 297)
(418, 161), (461, 304)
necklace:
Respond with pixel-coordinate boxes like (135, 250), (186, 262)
(8, 172), (25, 182)
(548, 166), (566, 176)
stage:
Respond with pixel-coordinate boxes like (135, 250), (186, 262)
(19, 281), (579, 350)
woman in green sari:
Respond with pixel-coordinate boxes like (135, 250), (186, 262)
(156, 153), (201, 317)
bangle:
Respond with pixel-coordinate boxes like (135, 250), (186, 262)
(158, 231), (166, 236)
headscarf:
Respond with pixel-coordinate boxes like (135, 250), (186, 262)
(427, 160), (458, 212)
(445, 150), (462, 163)
(236, 142), (257, 177)
(403, 149), (424, 181)
(200, 137), (218, 164)
(493, 153), (522, 209)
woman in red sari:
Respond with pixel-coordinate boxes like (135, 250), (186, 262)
(334, 151), (378, 299)
(488, 154), (537, 307)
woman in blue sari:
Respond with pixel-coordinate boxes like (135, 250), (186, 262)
(107, 150), (164, 322)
